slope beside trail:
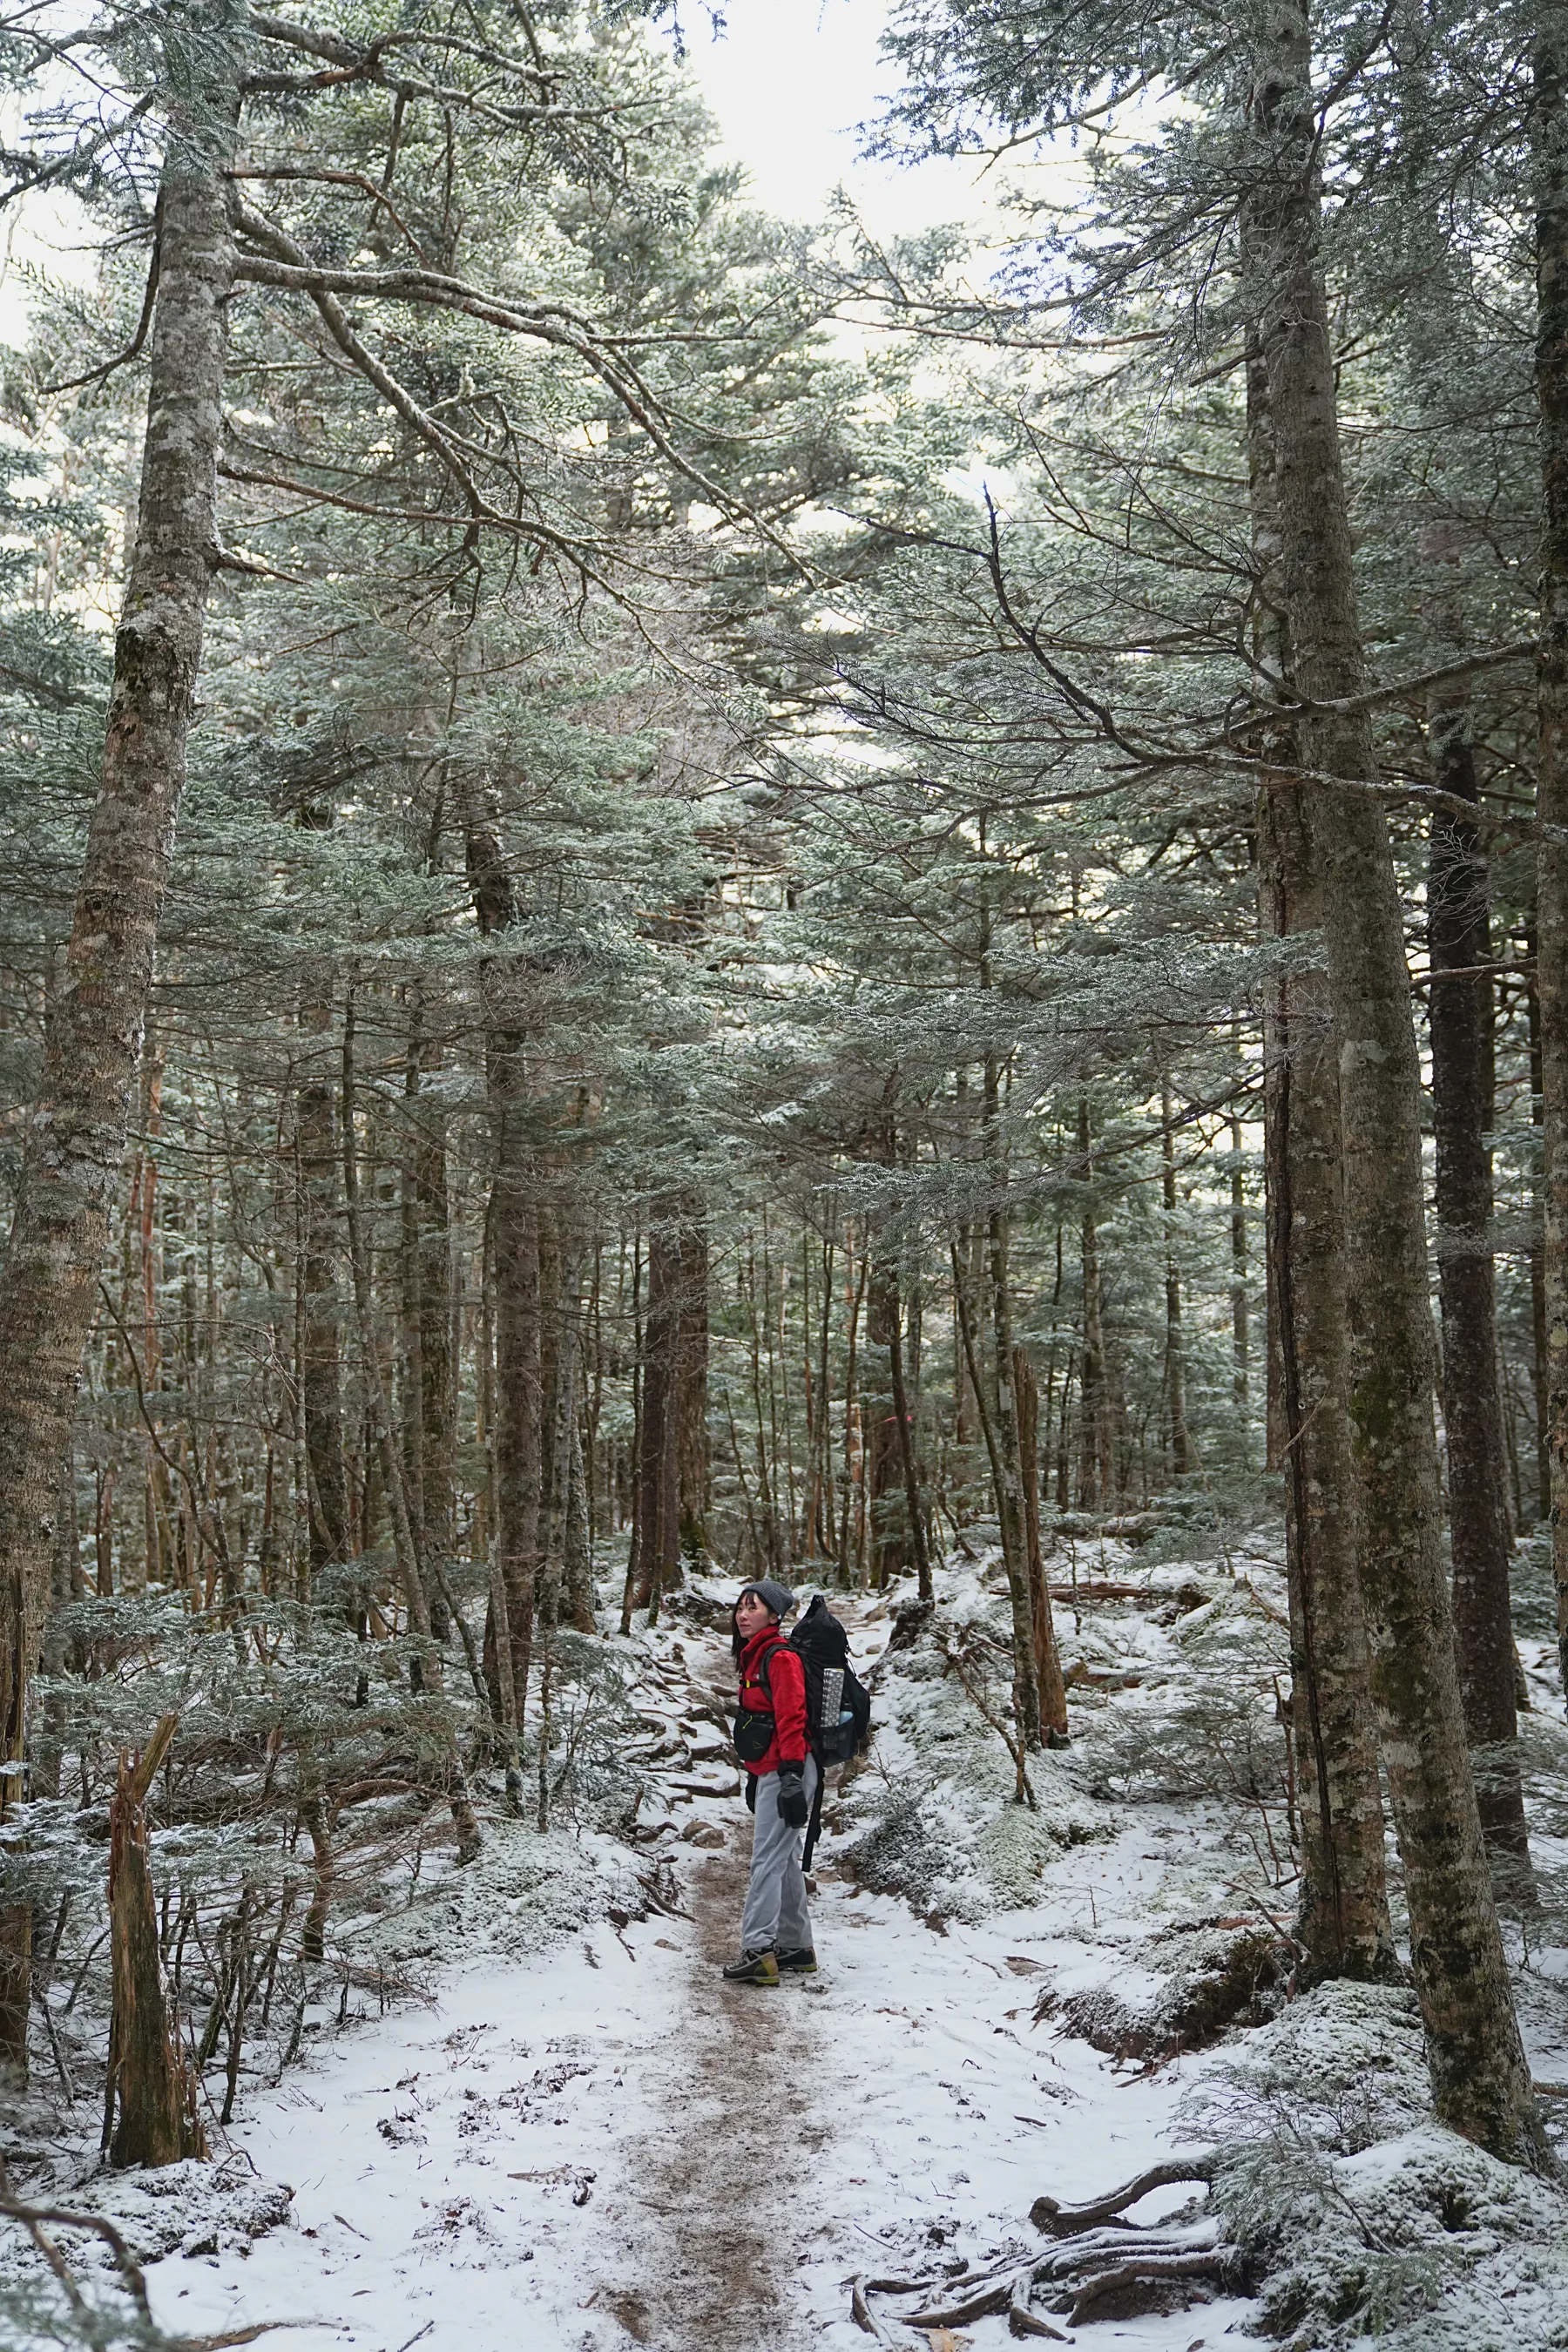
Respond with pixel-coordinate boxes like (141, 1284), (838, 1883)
(138, 1591), (1270, 2352)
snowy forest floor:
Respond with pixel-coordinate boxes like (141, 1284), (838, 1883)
(9, 1531), (1568, 2352)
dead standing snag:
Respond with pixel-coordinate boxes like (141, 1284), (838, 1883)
(107, 1712), (207, 2167)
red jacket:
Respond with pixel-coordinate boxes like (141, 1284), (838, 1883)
(736, 1625), (808, 1775)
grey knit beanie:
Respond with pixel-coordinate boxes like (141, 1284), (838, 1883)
(738, 1577), (795, 1619)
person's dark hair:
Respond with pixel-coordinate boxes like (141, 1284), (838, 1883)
(731, 1584), (776, 1663)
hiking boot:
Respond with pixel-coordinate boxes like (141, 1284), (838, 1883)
(776, 1947), (818, 1974)
(721, 1949), (780, 1985)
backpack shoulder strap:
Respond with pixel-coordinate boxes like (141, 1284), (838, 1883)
(750, 1631), (786, 1695)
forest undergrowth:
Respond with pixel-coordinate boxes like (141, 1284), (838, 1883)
(843, 1519), (1568, 2349)
(5, 1510), (1567, 2352)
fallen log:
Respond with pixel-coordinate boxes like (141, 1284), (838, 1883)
(1056, 1579), (1152, 1601)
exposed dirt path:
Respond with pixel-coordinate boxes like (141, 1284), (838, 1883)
(598, 1828), (819, 2352)
(588, 1603), (837, 2352)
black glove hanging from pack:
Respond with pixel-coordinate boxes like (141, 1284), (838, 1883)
(776, 1764), (808, 1829)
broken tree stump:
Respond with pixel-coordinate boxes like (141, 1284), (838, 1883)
(108, 1713), (206, 2167)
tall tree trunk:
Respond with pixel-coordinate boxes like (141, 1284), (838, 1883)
(866, 1248), (909, 1583)
(1160, 1079), (1191, 1477)
(479, 1200), (522, 1810)
(1260, 778), (1396, 1984)
(984, 1043), (1035, 1663)
(1428, 695), (1532, 1879)
(1014, 1347), (1068, 1739)
(402, 989), (455, 1638)
(1247, 291), (1394, 1987)
(619, 1231), (645, 1629)
(563, 1414), (595, 1633)
(987, 1209), (1040, 1745)
(1534, 12), (1568, 1703)
(1076, 1101), (1113, 1510)
(543, 1220), (584, 1617)
(1526, 925), (1552, 1523)
(295, 968), (350, 1616)
(537, 1204), (564, 1610)
(0, 103), (238, 2067)
(1247, 3), (1544, 2162)
(1230, 1108), (1250, 1419)
(457, 769), (542, 1733)
(632, 1208), (681, 1616)
(534, 1226), (582, 1819)
(489, 1064), (540, 1720)
(341, 990), (481, 1860)
(952, 1243), (1042, 1757)
(884, 1261), (933, 1603)
(36, 1448), (81, 1806)
(674, 1204), (709, 1565)
(839, 1253), (868, 1584)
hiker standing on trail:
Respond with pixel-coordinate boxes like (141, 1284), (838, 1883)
(724, 1578), (817, 1986)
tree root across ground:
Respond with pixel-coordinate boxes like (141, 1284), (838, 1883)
(856, 2156), (1227, 2341)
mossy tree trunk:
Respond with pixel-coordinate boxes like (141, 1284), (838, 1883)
(1247, 0), (1544, 2163)
(459, 769), (541, 1734)
(1428, 699), (1531, 1878)
(0, 77), (239, 2071)
(1533, 10), (1568, 1702)
(1247, 295), (1394, 1984)
(1259, 778), (1396, 1982)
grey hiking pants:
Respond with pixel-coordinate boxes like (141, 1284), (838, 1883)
(740, 1758), (819, 1956)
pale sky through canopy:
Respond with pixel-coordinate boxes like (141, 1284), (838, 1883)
(0, 3), (990, 337)
(679, 0), (989, 235)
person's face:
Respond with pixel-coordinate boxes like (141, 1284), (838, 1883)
(735, 1591), (774, 1641)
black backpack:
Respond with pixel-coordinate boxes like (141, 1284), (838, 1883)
(787, 1594), (873, 1767)
(733, 1598), (873, 1770)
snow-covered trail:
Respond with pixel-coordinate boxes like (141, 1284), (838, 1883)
(139, 1599), (1267, 2352)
